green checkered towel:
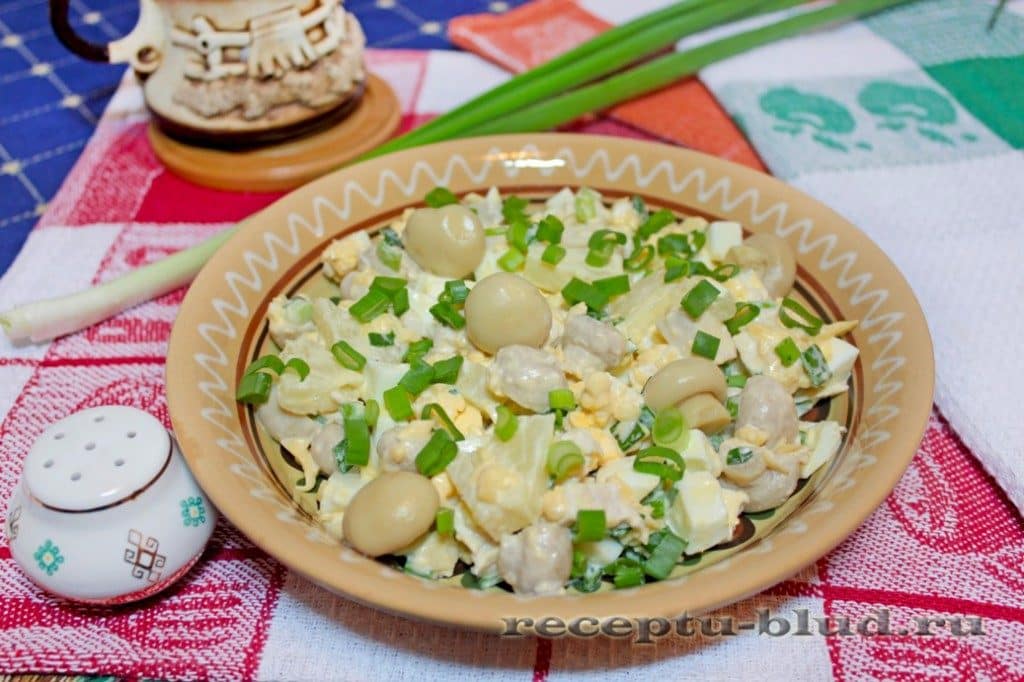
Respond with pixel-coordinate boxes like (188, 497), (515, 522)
(680, 0), (1024, 510)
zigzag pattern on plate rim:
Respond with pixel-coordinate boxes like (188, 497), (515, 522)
(187, 142), (908, 552)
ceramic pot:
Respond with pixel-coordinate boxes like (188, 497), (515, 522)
(49, 0), (367, 146)
(6, 406), (215, 604)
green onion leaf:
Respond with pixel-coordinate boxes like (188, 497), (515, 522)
(637, 209), (675, 240)
(664, 256), (688, 283)
(575, 189), (600, 224)
(383, 385), (414, 421)
(657, 233), (692, 257)
(549, 388), (576, 412)
(801, 343), (833, 387)
(611, 562), (645, 589)
(651, 407), (685, 447)
(343, 414), (371, 467)
(681, 280), (720, 319)
(574, 509), (606, 542)
(541, 243), (566, 265)
(691, 330), (720, 360)
(724, 302), (759, 335)
(443, 280), (470, 304)
(391, 287), (410, 317)
(497, 248), (525, 272)
(536, 215), (564, 244)
(495, 405), (518, 442)
(631, 196), (649, 223)
(376, 241), (402, 271)
(431, 355), (464, 385)
(779, 297), (823, 336)
(236, 371), (272, 404)
(502, 196), (530, 224)
(561, 277), (609, 311)
(380, 227), (403, 247)
(415, 429), (458, 478)
(331, 340), (367, 371)
(507, 220), (531, 254)
(587, 229), (627, 251)
(726, 396), (739, 419)
(712, 263), (740, 281)
(421, 403), (465, 441)
(585, 244), (615, 267)
(283, 357), (310, 380)
(424, 186), (459, 208)
(402, 338), (433, 363)
(349, 290), (391, 323)
(364, 399), (380, 430)
(368, 331), (395, 347)
(633, 446), (685, 482)
(244, 355), (285, 377)
(727, 374), (747, 388)
(726, 446), (753, 465)
(593, 274), (630, 298)
(547, 440), (585, 482)
(435, 507), (455, 536)
(370, 276), (407, 296)
(774, 337), (801, 367)
(399, 359), (434, 395)
(284, 297), (313, 324)
(430, 301), (466, 329)
(624, 244), (655, 272)
(643, 530), (685, 580)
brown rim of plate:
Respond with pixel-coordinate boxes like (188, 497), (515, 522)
(166, 133), (934, 633)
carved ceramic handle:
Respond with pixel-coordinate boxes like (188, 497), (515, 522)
(49, 0), (165, 73)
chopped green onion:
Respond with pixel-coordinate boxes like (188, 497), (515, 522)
(415, 429), (458, 478)
(368, 331), (395, 347)
(691, 330), (720, 360)
(637, 209), (675, 240)
(536, 215), (564, 244)
(664, 256), (688, 283)
(383, 385), (414, 421)
(549, 388), (576, 412)
(495, 406), (518, 441)
(593, 274), (630, 298)
(801, 344), (833, 387)
(380, 227), (402, 247)
(712, 263), (740, 281)
(561, 278), (609, 311)
(575, 189), (599, 223)
(435, 507), (455, 536)
(399, 359), (434, 395)
(574, 509), (606, 542)
(541, 244), (566, 265)
(726, 446), (753, 465)
(421, 403), (465, 441)
(507, 220), (531, 253)
(726, 373), (747, 389)
(779, 297), (823, 336)
(623, 244), (655, 272)
(681, 280), (720, 319)
(726, 396), (739, 419)
(236, 371), (272, 404)
(364, 399), (380, 430)
(691, 230), (707, 252)
(631, 196), (649, 222)
(724, 302), (759, 335)
(284, 297), (313, 324)
(651, 407), (685, 447)
(657, 233), (692, 257)
(283, 357), (310, 380)
(502, 196), (530, 224)
(244, 355), (285, 376)
(376, 241), (402, 271)
(587, 229), (627, 251)
(392, 287), (410, 316)
(443, 280), (470, 304)
(497, 248), (525, 272)
(611, 562), (645, 589)
(349, 290), (390, 323)
(431, 356), (463, 385)
(424, 186), (459, 208)
(331, 340), (367, 371)
(430, 301), (466, 329)
(634, 446), (685, 482)
(643, 530), (686, 580)
(585, 244), (615, 267)
(402, 338), (433, 363)
(370, 276), (407, 296)
(547, 441), (585, 482)
(484, 226), (507, 237)
(343, 415), (371, 467)
(642, 486), (677, 520)
(774, 337), (801, 367)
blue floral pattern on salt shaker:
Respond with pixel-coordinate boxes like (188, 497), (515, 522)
(180, 497), (207, 527)
(34, 539), (64, 575)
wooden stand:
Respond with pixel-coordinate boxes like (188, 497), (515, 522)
(148, 74), (401, 193)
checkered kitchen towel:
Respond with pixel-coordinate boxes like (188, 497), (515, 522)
(1, 4), (1023, 681)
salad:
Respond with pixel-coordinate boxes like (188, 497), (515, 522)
(236, 185), (858, 595)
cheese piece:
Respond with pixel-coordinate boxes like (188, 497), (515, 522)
(595, 456), (660, 502)
(666, 470), (733, 555)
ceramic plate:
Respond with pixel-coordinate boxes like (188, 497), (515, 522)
(166, 134), (933, 632)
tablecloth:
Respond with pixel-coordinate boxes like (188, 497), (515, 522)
(0, 1), (1023, 680)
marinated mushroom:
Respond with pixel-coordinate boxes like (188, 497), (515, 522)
(464, 273), (552, 353)
(342, 472), (440, 557)
(736, 375), (799, 446)
(678, 393), (732, 434)
(726, 456), (801, 512)
(404, 205), (486, 277)
(642, 358), (727, 411)
(725, 233), (796, 299)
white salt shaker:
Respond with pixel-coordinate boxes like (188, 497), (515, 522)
(5, 406), (215, 604)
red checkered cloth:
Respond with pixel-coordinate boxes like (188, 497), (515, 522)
(0, 25), (1022, 682)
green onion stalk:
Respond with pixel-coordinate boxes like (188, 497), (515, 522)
(0, 0), (913, 344)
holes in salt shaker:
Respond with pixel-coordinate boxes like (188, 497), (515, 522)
(43, 459), (54, 468)
(54, 433), (65, 440)
(126, 431), (137, 439)
(84, 442), (96, 451)
(93, 415), (105, 423)
(70, 472), (82, 482)
(114, 458), (125, 467)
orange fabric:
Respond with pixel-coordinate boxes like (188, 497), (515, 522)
(448, 1), (766, 170)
